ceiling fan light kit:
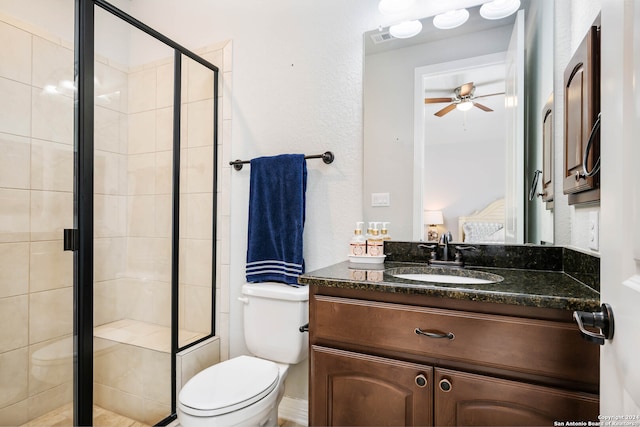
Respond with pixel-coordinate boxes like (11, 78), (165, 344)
(433, 9), (470, 30)
(425, 82), (503, 117)
(456, 100), (474, 111)
(479, 0), (521, 20)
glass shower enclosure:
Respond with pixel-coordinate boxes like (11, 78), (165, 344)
(0, 0), (218, 425)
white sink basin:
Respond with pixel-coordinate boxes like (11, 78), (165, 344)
(387, 267), (504, 285)
(392, 273), (498, 285)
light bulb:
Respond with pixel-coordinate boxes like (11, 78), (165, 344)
(389, 20), (423, 39)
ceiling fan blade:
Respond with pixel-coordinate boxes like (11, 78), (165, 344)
(474, 92), (505, 99)
(459, 82), (474, 97)
(424, 97), (454, 104)
(474, 102), (494, 112)
(434, 103), (457, 117)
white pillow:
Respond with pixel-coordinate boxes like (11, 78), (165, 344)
(463, 222), (504, 243)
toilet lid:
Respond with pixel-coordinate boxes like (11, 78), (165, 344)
(179, 355), (280, 416)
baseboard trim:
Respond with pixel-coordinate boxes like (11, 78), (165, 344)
(278, 396), (308, 426)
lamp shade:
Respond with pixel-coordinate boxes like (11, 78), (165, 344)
(456, 100), (474, 111)
(424, 210), (444, 225)
(480, 0), (521, 20)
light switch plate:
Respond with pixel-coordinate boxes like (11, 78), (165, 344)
(371, 193), (390, 207)
(589, 211), (599, 251)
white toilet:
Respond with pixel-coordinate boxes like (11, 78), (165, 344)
(177, 282), (309, 427)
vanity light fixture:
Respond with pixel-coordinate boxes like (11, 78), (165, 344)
(479, 0), (521, 20)
(456, 100), (474, 111)
(433, 9), (470, 30)
(389, 20), (423, 39)
(424, 210), (444, 242)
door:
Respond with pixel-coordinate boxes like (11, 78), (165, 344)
(310, 346), (433, 426)
(598, 0), (640, 415)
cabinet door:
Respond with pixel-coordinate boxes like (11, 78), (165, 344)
(563, 24), (600, 202)
(541, 94), (554, 207)
(434, 368), (599, 426)
(310, 346), (433, 427)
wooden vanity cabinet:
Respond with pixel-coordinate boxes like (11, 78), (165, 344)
(309, 287), (599, 426)
(563, 23), (600, 204)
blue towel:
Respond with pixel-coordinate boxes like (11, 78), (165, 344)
(246, 154), (307, 285)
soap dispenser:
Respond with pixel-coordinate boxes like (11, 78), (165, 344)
(367, 222), (384, 256)
(380, 222), (392, 241)
(349, 222), (366, 256)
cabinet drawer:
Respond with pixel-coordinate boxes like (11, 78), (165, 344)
(311, 295), (598, 386)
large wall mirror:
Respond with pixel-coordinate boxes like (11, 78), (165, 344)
(363, 0), (556, 245)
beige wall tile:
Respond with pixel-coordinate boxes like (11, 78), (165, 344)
(183, 284), (212, 334)
(127, 195), (156, 237)
(154, 194), (172, 240)
(156, 62), (174, 109)
(31, 36), (73, 91)
(30, 140), (73, 192)
(94, 383), (144, 423)
(0, 347), (28, 408)
(95, 195), (127, 238)
(95, 150), (125, 196)
(95, 61), (128, 114)
(0, 242), (29, 298)
(0, 399), (28, 427)
(29, 190), (73, 241)
(0, 188), (30, 242)
(0, 78), (31, 137)
(29, 287), (72, 344)
(0, 295), (28, 352)
(186, 146), (214, 194)
(94, 341), (143, 397)
(95, 105), (122, 153)
(27, 380), (72, 421)
(0, 21), (31, 84)
(93, 237), (126, 282)
(156, 107), (174, 152)
(28, 336), (72, 397)
(31, 89), (73, 145)
(29, 240), (72, 293)
(187, 58), (215, 103)
(128, 68), (156, 114)
(185, 193), (213, 239)
(181, 239), (212, 286)
(176, 337), (220, 393)
(155, 151), (172, 196)
(128, 110), (156, 154)
(0, 133), (30, 190)
(93, 280), (123, 326)
(141, 348), (171, 406)
(186, 99), (214, 148)
(128, 153), (156, 195)
(125, 237), (170, 281)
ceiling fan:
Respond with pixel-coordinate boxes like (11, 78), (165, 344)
(424, 82), (504, 117)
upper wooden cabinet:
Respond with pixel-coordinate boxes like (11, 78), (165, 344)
(541, 94), (554, 208)
(563, 21), (600, 204)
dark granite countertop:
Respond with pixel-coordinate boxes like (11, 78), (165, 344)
(298, 260), (601, 312)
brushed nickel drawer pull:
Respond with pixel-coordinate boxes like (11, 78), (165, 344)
(415, 327), (454, 340)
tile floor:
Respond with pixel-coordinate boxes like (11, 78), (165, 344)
(20, 403), (150, 427)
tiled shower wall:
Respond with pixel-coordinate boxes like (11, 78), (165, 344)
(0, 10), (231, 425)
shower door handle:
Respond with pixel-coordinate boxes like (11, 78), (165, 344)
(63, 229), (78, 251)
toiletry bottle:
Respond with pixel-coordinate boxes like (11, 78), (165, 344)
(349, 222), (366, 256)
(367, 223), (384, 256)
(364, 222), (374, 254)
(380, 222), (392, 241)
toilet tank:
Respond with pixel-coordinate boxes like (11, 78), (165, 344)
(241, 282), (309, 364)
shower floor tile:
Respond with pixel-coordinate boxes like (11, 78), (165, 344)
(20, 402), (151, 427)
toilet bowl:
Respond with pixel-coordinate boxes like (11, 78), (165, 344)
(177, 282), (308, 427)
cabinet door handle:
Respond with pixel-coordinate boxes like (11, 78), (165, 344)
(415, 328), (454, 340)
(439, 378), (452, 392)
(415, 374), (428, 388)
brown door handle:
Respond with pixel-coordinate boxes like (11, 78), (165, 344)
(415, 327), (454, 340)
(439, 378), (452, 392)
(415, 374), (428, 388)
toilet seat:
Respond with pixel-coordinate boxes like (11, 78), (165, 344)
(179, 355), (280, 417)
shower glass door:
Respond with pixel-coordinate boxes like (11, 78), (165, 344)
(91, 6), (175, 425)
(0, 2), (76, 426)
